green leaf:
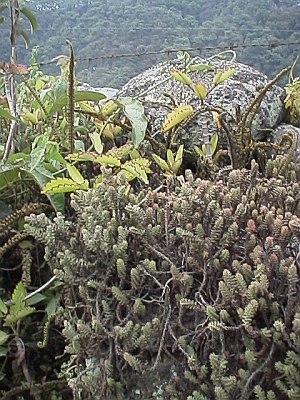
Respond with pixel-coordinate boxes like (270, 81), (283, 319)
(4, 282), (35, 327)
(42, 177), (89, 194)
(4, 307), (35, 327)
(152, 154), (171, 172)
(20, 29), (30, 49)
(45, 293), (60, 317)
(0, 108), (16, 121)
(210, 133), (218, 155)
(218, 68), (236, 84)
(20, 7), (38, 33)
(119, 97), (147, 148)
(0, 346), (7, 358)
(170, 70), (192, 85)
(189, 64), (214, 72)
(213, 71), (223, 86)
(175, 144), (184, 163)
(46, 142), (66, 165)
(0, 331), (8, 346)
(26, 165), (65, 213)
(66, 163), (85, 184)
(10, 282), (26, 315)
(95, 155), (121, 167)
(25, 294), (46, 306)
(67, 152), (96, 162)
(161, 105), (193, 132)
(0, 298), (7, 315)
(121, 158), (151, 184)
(214, 69), (236, 85)
(172, 145), (184, 174)
(193, 83), (207, 100)
(89, 132), (103, 155)
(30, 134), (49, 171)
(50, 91), (106, 114)
(167, 149), (175, 167)
(194, 145), (204, 157)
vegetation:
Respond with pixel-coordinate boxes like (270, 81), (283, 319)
(0, 0), (300, 87)
(0, 0), (300, 399)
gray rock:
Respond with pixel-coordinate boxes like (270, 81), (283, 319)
(273, 123), (300, 158)
(117, 56), (286, 148)
(77, 82), (118, 103)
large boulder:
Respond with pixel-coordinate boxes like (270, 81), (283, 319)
(117, 56), (286, 148)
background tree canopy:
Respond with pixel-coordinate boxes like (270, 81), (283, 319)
(1, 0), (300, 86)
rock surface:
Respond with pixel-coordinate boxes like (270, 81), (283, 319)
(117, 56), (286, 148)
(273, 123), (300, 157)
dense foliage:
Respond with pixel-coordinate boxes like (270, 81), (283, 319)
(26, 161), (300, 399)
(1, 0), (300, 87)
(1, 1), (300, 399)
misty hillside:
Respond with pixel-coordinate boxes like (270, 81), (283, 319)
(1, 0), (300, 87)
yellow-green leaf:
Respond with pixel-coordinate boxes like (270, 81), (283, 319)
(95, 155), (121, 167)
(167, 149), (175, 167)
(100, 100), (119, 117)
(170, 70), (192, 86)
(66, 163), (85, 184)
(171, 159), (182, 175)
(152, 154), (171, 172)
(0, 298), (7, 315)
(67, 152), (97, 162)
(175, 144), (184, 163)
(161, 105), (193, 132)
(189, 64), (214, 72)
(193, 83), (207, 100)
(210, 133), (219, 155)
(213, 71), (223, 86)
(42, 178), (89, 194)
(89, 132), (103, 155)
(218, 68), (236, 84)
(194, 145), (204, 157)
(0, 331), (8, 346)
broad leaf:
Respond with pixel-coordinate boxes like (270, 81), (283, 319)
(119, 97), (147, 148)
(66, 163), (85, 184)
(89, 132), (103, 155)
(50, 91), (106, 114)
(95, 155), (121, 167)
(0, 298), (7, 315)
(193, 83), (207, 101)
(0, 107), (16, 120)
(0, 331), (8, 346)
(20, 7), (38, 33)
(167, 149), (175, 167)
(189, 64), (214, 72)
(42, 177), (89, 194)
(210, 133), (218, 155)
(170, 70), (192, 85)
(30, 134), (49, 171)
(161, 105), (193, 132)
(152, 154), (171, 172)
(26, 293), (46, 306)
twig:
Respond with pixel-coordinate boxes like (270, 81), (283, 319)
(24, 276), (57, 301)
(239, 342), (275, 400)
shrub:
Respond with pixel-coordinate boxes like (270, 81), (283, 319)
(25, 158), (300, 400)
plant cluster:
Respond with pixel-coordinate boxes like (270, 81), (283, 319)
(25, 156), (300, 399)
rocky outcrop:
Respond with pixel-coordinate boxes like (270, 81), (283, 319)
(117, 56), (286, 149)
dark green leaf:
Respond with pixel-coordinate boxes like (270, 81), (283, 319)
(20, 7), (38, 33)
(50, 91), (106, 114)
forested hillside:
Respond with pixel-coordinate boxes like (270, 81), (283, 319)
(1, 0), (300, 87)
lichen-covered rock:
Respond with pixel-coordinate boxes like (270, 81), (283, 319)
(117, 56), (286, 148)
(273, 123), (300, 157)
